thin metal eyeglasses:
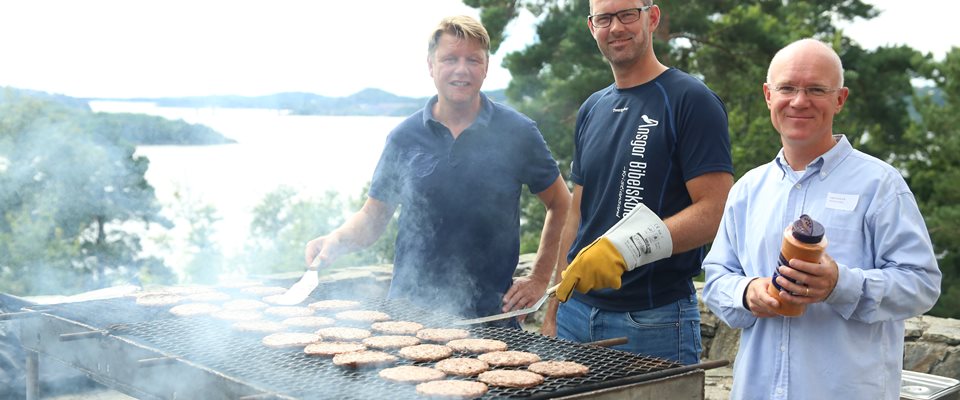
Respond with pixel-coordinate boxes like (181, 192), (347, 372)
(770, 85), (841, 98)
(588, 5), (653, 28)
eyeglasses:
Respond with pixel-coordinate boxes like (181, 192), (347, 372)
(770, 85), (841, 98)
(588, 5), (653, 28)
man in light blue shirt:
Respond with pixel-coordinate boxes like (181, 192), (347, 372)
(702, 38), (941, 400)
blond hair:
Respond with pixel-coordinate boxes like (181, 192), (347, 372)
(427, 15), (490, 61)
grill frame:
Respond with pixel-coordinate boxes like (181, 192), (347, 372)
(10, 286), (710, 399)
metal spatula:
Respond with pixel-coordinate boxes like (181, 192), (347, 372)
(270, 255), (323, 306)
(452, 283), (559, 325)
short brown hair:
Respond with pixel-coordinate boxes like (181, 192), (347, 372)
(427, 15), (490, 61)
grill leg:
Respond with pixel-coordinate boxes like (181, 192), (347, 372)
(26, 350), (39, 400)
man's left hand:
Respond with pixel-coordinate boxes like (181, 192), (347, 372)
(775, 252), (839, 303)
(503, 274), (549, 322)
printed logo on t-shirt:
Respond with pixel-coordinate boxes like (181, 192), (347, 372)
(613, 106), (629, 113)
(616, 114), (659, 218)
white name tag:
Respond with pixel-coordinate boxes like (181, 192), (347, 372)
(826, 192), (859, 211)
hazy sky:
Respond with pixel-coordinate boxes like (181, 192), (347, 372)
(0, 0), (954, 99)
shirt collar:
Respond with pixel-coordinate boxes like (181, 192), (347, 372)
(421, 92), (494, 131)
(774, 134), (852, 180)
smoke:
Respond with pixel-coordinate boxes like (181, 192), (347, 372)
(0, 91), (175, 297)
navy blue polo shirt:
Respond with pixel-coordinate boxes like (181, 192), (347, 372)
(369, 93), (560, 318)
(570, 68), (733, 312)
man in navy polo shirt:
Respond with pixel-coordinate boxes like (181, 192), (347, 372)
(304, 15), (570, 325)
(543, 0), (734, 364)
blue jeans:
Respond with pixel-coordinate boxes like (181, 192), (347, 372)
(556, 294), (702, 365)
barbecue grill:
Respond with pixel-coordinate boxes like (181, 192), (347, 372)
(1, 283), (725, 399)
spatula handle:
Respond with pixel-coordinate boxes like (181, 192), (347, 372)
(546, 283), (560, 297)
(308, 254), (324, 270)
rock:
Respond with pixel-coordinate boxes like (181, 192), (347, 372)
(699, 309), (720, 338)
(905, 316), (927, 340)
(904, 342), (950, 372)
(931, 347), (960, 380)
(921, 316), (960, 345)
(705, 320), (741, 364)
(704, 367), (734, 400)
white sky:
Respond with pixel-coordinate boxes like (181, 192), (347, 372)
(0, 0), (955, 99)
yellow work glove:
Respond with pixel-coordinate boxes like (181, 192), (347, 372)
(556, 237), (628, 302)
(556, 204), (672, 302)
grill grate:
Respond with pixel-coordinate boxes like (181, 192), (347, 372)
(29, 290), (683, 399)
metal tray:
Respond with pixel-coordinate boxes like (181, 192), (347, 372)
(901, 370), (960, 400)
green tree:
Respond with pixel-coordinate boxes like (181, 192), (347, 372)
(177, 194), (224, 285)
(0, 90), (174, 295)
(899, 49), (960, 317)
(241, 184), (399, 276)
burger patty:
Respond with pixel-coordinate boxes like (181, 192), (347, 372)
(433, 357), (490, 377)
(215, 280), (261, 289)
(335, 310), (391, 323)
(261, 332), (322, 349)
(184, 291), (232, 302)
(262, 294), (299, 305)
(135, 293), (183, 307)
(231, 320), (286, 333)
(304, 341), (366, 357)
(143, 286), (209, 296)
(169, 302), (220, 317)
(445, 338), (508, 354)
(362, 335), (421, 350)
(240, 286), (287, 296)
(477, 351), (541, 367)
(378, 365), (446, 383)
(281, 316), (336, 328)
(264, 306), (315, 318)
(316, 327), (372, 341)
(415, 380), (489, 399)
(332, 350), (398, 369)
(370, 321), (424, 335)
(211, 309), (263, 322)
(527, 360), (590, 378)
(222, 299), (269, 311)
(478, 370), (544, 388)
(307, 299), (361, 311)
(415, 328), (470, 343)
(398, 344), (454, 362)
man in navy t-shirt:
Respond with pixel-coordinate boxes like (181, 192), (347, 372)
(544, 0), (733, 364)
(304, 16), (570, 323)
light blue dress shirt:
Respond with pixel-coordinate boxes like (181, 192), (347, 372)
(702, 135), (941, 400)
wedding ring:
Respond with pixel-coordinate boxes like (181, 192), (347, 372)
(805, 287), (810, 296)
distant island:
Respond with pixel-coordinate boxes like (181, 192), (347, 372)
(2, 86), (235, 146)
(89, 88), (509, 117)
(3, 86), (512, 147)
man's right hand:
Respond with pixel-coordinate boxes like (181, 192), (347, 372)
(744, 278), (782, 318)
(555, 237), (628, 302)
(304, 233), (341, 267)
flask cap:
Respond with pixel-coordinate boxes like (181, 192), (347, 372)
(791, 214), (825, 244)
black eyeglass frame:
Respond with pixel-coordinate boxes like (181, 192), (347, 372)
(587, 5), (654, 28)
